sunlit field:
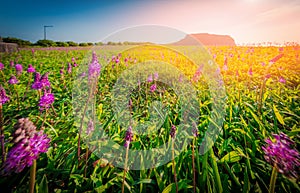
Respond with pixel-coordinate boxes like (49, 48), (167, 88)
(0, 44), (299, 193)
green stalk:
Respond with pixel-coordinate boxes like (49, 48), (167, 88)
(0, 105), (5, 165)
(172, 139), (178, 193)
(209, 148), (223, 193)
(78, 81), (95, 161)
(13, 84), (20, 111)
(22, 73), (32, 101)
(200, 151), (208, 190)
(268, 166), (278, 193)
(122, 145), (129, 193)
(258, 80), (266, 114)
(192, 138), (196, 193)
(29, 160), (37, 193)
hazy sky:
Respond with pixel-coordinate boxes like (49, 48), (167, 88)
(0, 0), (299, 44)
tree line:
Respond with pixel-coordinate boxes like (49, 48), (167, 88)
(0, 37), (152, 47)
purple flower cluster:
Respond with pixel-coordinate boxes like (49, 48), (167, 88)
(38, 89), (55, 111)
(150, 84), (157, 92)
(279, 76), (286, 84)
(124, 126), (133, 148)
(88, 52), (101, 81)
(147, 75), (153, 82)
(8, 75), (19, 85)
(170, 125), (176, 139)
(86, 120), (94, 135)
(67, 63), (72, 74)
(0, 85), (9, 105)
(262, 132), (300, 179)
(192, 122), (198, 137)
(3, 118), (50, 175)
(147, 73), (159, 83)
(27, 64), (35, 73)
(0, 62), (4, 70)
(31, 72), (51, 90)
(15, 64), (23, 75)
(248, 67), (253, 76)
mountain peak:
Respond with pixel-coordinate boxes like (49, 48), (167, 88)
(173, 33), (236, 46)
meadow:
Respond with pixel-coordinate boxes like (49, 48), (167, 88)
(0, 44), (299, 193)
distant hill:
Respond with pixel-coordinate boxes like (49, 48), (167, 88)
(172, 33), (236, 46)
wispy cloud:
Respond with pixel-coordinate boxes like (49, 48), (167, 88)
(255, 1), (300, 24)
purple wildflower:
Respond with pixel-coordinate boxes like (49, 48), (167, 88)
(262, 132), (300, 179)
(179, 74), (183, 82)
(269, 53), (283, 63)
(150, 84), (157, 92)
(248, 67), (253, 76)
(192, 122), (198, 137)
(31, 72), (42, 90)
(224, 57), (228, 66)
(38, 89), (54, 111)
(10, 61), (14, 67)
(265, 74), (271, 79)
(86, 120), (94, 135)
(128, 98), (133, 108)
(154, 72), (159, 80)
(0, 62), (4, 70)
(279, 76), (286, 83)
(147, 75), (153, 82)
(170, 125), (176, 139)
(0, 85), (10, 105)
(88, 52), (101, 81)
(39, 73), (51, 89)
(15, 64), (23, 75)
(8, 75), (18, 84)
(124, 126), (133, 148)
(67, 63), (72, 74)
(3, 118), (50, 175)
(60, 68), (64, 75)
(27, 64), (35, 73)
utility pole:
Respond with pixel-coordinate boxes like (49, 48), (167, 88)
(44, 25), (53, 40)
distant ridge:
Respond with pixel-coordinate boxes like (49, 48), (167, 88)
(172, 33), (236, 46)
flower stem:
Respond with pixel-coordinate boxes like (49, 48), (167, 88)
(122, 145), (129, 193)
(172, 139), (178, 193)
(41, 109), (48, 128)
(22, 73), (32, 101)
(78, 81), (95, 161)
(84, 147), (89, 178)
(0, 105), (5, 165)
(268, 166), (278, 193)
(192, 138), (196, 193)
(209, 148), (223, 193)
(258, 79), (266, 114)
(13, 84), (20, 111)
(29, 160), (36, 193)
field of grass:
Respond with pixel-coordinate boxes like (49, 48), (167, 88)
(0, 44), (299, 193)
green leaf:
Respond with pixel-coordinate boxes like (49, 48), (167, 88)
(38, 175), (48, 193)
(219, 151), (242, 163)
(162, 180), (192, 193)
(133, 179), (155, 185)
(273, 104), (285, 125)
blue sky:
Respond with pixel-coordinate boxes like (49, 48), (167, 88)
(1, 0), (299, 44)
